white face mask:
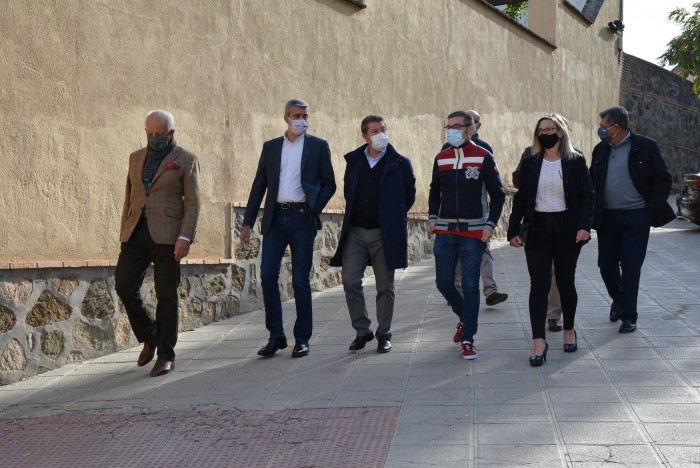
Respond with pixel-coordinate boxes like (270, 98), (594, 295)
(370, 132), (390, 151)
(289, 119), (309, 135)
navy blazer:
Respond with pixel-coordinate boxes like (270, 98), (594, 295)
(243, 133), (336, 234)
(330, 144), (416, 270)
(507, 152), (594, 248)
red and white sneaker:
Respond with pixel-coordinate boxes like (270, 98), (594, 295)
(452, 322), (463, 343)
(461, 341), (478, 360)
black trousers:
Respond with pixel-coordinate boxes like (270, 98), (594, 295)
(525, 212), (583, 340)
(115, 218), (180, 359)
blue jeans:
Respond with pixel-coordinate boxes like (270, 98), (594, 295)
(597, 208), (651, 324)
(434, 234), (486, 342)
(260, 208), (317, 342)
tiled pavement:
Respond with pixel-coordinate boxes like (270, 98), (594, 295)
(1, 217), (700, 467)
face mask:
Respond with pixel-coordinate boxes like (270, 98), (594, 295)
(446, 129), (466, 147)
(147, 134), (170, 152)
(289, 119), (309, 135)
(538, 133), (560, 149)
(597, 125), (616, 144)
(370, 132), (390, 151)
(471, 124), (479, 141)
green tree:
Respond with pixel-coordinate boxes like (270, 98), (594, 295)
(658, 3), (700, 97)
(503, 1), (528, 22)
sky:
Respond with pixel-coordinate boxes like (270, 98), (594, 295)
(622, 0), (696, 69)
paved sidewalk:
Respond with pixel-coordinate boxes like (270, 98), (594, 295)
(1, 218), (700, 467)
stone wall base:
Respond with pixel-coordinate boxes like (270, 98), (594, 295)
(0, 210), (447, 385)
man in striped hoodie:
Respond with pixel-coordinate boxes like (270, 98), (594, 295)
(428, 111), (505, 360)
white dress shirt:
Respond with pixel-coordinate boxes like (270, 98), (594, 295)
(277, 132), (306, 203)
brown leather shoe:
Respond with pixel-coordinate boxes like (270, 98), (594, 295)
(137, 338), (157, 367)
(150, 358), (174, 377)
(548, 319), (563, 332)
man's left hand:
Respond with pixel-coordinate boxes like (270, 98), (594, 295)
(174, 239), (191, 261)
(481, 229), (493, 243)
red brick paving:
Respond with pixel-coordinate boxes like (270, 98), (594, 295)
(1, 407), (399, 468)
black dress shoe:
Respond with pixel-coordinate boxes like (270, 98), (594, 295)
(609, 302), (622, 322)
(563, 330), (577, 353)
(485, 292), (508, 306)
(150, 358), (174, 377)
(619, 320), (637, 333)
(291, 341), (309, 358)
(349, 332), (375, 351)
(529, 342), (548, 367)
(377, 337), (392, 353)
(548, 319), (563, 332)
(257, 337), (288, 357)
(137, 337), (157, 367)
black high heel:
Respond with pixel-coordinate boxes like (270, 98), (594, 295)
(529, 342), (548, 367)
(563, 330), (577, 353)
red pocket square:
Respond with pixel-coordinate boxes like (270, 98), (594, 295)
(165, 161), (180, 170)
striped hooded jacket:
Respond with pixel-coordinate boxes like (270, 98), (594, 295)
(428, 141), (505, 239)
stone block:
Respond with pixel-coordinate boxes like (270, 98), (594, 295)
(178, 276), (191, 299)
(113, 315), (134, 348)
(81, 279), (115, 319)
(0, 304), (17, 333)
(73, 320), (109, 350)
(203, 302), (216, 323)
(50, 275), (79, 296)
(236, 238), (259, 260)
(0, 279), (33, 304)
(26, 291), (72, 327)
(287, 282), (295, 299)
(0, 339), (27, 371)
(41, 330), (65, 358)
(231, 265), (246, 293)
(247, 264), (257, 297)
(205, 275), (226, 296)
(320, 256), (332, 272)
(220, 295), (239, 319)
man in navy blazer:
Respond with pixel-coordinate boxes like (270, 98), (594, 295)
(330, 115), (416, 353)
(240, 99), (336, 358)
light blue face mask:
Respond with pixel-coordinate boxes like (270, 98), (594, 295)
(446, 129), (466, 147)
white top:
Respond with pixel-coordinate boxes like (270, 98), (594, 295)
(277, 132), (306, 203)
(535, 159), (566, 212)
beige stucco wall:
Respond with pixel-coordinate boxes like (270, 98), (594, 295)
(0, 0), (621, 262)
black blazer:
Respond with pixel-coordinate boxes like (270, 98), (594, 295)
(243, 134), (336, 234)
(507, 152), (594, 247)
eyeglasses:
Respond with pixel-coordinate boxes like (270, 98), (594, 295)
(536, 127), (559, 136)
(444, 124), (469, 130)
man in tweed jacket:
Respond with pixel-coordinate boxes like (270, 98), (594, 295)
(115, 110), (200, 377)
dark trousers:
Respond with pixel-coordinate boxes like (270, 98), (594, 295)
(341, 227), (395, 339)
(597, 208), (651, 323)
(115, 218), (180, 359)
(260, 208), (317, 343)
(525, 212), (582, 340)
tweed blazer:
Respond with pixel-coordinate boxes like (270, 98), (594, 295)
(119, 145), (200, 244)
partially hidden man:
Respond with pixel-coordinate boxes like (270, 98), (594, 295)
(115, 110), (200, 377)
(240, 99), (336, 358)
(330, 115), (416, 354)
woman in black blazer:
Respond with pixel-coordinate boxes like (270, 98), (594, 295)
(507, 114), (594, 366)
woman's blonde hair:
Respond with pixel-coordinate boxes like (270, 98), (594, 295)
(531, 113), (575, 159)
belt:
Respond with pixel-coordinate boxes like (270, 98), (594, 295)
(276, 202), (305, 210)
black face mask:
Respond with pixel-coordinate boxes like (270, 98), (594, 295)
(538, 133), (560, 149)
